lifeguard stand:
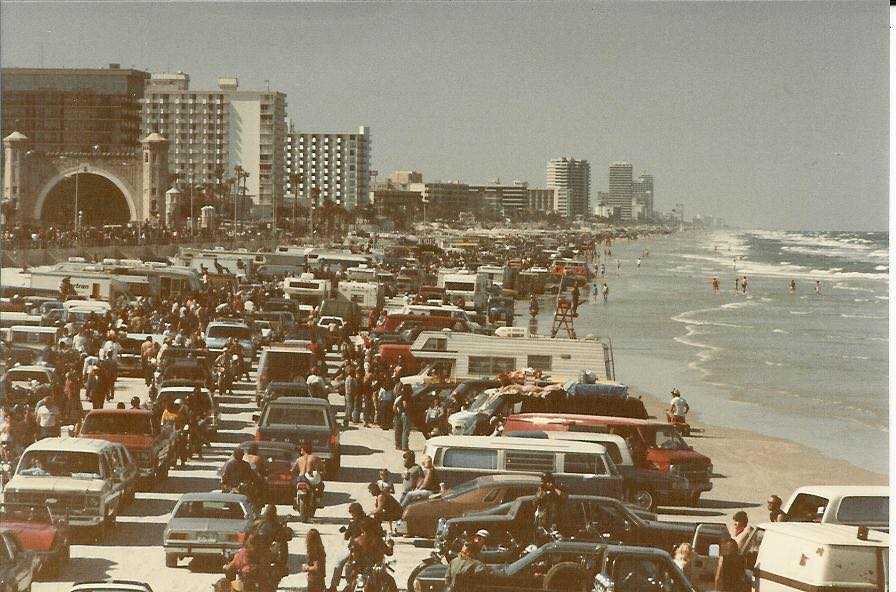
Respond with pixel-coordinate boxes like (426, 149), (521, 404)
(550, 295), (576, 339)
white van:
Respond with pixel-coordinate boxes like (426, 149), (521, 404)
(783, 485), (889, 532)
(336, 281), (384, 312)
(423, 435), (624, 500)
(282, 273), (331, 306)
(751, 523), (888, 592)
(437, 270), (490, 312)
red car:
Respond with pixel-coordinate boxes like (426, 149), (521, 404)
(0, 502), (69, 577)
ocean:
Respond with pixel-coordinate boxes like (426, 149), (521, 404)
(536, 229), (889, 474)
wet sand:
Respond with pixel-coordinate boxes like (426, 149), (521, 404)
(633, 387), (888, 525)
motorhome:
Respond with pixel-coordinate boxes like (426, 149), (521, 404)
(0, 313), (43, 329)
(29, 269), (133, 303)
(304, 249), (373, 272)
(437, 270), (490, 312)
(336, 281), (385, 313)
(47, 259), (201, 299)
(477, 265), (512, 290)
(252, 245), (308, 268)
(173, 249), (254, 280)
(282, 274), (331, 306)
(403, 329), (615, 385)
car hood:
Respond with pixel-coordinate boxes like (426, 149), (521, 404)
(0, 521), (56, 551)
(80, 433), (155, 449)
(648, 449), (710, 463)
(447, 410), (483, 430)
(167, 517), (250, 533)
(7, 477), (105, 494)
(641, 519), (695, 537)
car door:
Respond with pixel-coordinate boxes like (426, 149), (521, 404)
(611, 555), (687, 592)
(100, 452), (123, 515)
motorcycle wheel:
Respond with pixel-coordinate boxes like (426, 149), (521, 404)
(298, 495), (311, 523)
(406, 563), (430, 592)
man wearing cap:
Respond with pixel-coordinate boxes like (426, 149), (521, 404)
(666, 388), (690, 423)
(445, 539), (491, 592)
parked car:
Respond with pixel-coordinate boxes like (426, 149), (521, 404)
(68, 581), (154, 592)
(5, 438), (125, 542)
(396, 475), (541, 538)
(78, 409), (176, 484)
(163, 492), (255, 568)
(157, 360), (214, 392)
(254, 397), (340, 477)
(204, 320), (254, 358)
(781, 485), (889, 531)
(259, 380), (311, 408)
(255, 345), (316, 406)
(411, 541), (697, 592)
(0, 502), (69, 577)
(0, 529), (34, 592)
(154, 387), (219, 436)
(1, 365), (61, 407)
(434, 494), (728, 562)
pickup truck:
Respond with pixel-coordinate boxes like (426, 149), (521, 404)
(254, 397), (340, 478)
(411, 541), (697, 592)
(78, 409), (176, 483)
(433, 494), (728, 562)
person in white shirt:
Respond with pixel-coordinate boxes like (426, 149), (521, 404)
(100, 334), (122, 362)
(36, 397), (60, 439)
(666, 388), (690, 423)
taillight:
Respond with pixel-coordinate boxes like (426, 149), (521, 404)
(255, 431), (261, 441)
(329, 434), (337, 447)
(278, 474), (292, 481)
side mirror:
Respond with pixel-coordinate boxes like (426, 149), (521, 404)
(708, 543), (720, 557)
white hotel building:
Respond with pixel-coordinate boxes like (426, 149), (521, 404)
(287, 125), (371, 210)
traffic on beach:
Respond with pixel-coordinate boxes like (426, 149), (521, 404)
(0, 228), (887, 592)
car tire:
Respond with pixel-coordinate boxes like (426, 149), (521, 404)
(543, 562), (589, 591)
(407, 562), (429, 592)
(165, 553), (178, 568)
(632, 488), (656, 511)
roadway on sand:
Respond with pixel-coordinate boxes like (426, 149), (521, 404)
(31, 358), (743, 592)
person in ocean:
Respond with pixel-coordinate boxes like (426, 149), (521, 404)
(789, 279), (796, 293)
(815, 280), (821, 294)
(712, 277), (720, 293)
(602, 283), (609, 303)
(741, 276), (748, 293)
(592, 283), (599, 302)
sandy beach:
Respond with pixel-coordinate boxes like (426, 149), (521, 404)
(635, 387), (887, 526)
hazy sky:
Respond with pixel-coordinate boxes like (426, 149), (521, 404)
(0, 1), (887, 230)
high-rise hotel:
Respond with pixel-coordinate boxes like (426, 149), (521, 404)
(546, 157), (590, 218)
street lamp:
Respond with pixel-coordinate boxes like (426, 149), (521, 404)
(77, 210), (84, 244)
(66, 164), (89, 233)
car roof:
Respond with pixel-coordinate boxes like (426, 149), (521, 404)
(85, 409), (152, 417)
(755, 523), (888, 547)
(70, 580), (153, 592)
(176, 492), (249, 503)
(788, 485), (889, 499)
(264, 397), (330, 408)
(474, 474), (542, 485)
(5, 365), (53, 373)
(25, 437), (113, 453)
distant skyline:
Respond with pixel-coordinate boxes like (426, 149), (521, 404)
(0, 1), (887, 230)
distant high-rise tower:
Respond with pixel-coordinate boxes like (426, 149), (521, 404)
(608, 162), (633, 220)
(546, 157), (590, 218)
(633, 172), (654, 220)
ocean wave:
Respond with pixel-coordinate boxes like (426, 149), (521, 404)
(832, 282), (875, 293)
(720, 300), (762, 310)
(789, 311), (810, 315)
(841, 313), (887, 320)
(772, 329), (790, 334)
(764, 360), (785, 366)
(842, 355), (870, 360)
(875, 265), (889, 271)
(754, 229), (887, 254)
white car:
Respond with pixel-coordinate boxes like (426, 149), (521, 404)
(68, 581), (153, 592)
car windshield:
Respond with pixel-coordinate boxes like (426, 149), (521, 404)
(174, 500), (248, 520)
(262, 406), (328, 427)
(468, 391), (503, 413)
(442, 480), (481, 500)
(648, 426), (690, 450)
(9, 331), (55, 345)
(18, 451), (101, 478)
(6, 371), (50, 384)
(207, 325), (252, 340)
(81, 414), (153, 436)
(0, 503), (52, 524)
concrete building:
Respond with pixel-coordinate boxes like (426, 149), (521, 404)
(468, 180), (529, 217)
(142, 73), (288, 209)
(370, 188), (423, 222)
(546, 157), (590, 218)
(408, 181), (474, 219)
(288, 126), (371, 210)
(527, 187), (557, 214)
(1, 65), (150, 163)
(608, 161), (634, 220)
(632, 172), (654, 220)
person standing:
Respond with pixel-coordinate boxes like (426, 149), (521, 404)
(392, 386), (410, 451)
(729, 511), (754, 551)
(665, 388), (690, 423)
(303, 528), (326, 592)
(714, 539), (748, 592)
(99, 333), (121, 400)
(35, 397), (59, 440)
(712, 277), (720, 293)
(343, 365), (357, 427)
(140, 336), (155, 387)
(789, 279), (796, 293)
(62, 374), (85, 434)
(86, 366), (104, 410)
(571, 284), (580, 313)
(741, 276), (748, 294)
(602, 283), (609, 304)
(815, 280), (821, 295)
(767, 495), (788, 522)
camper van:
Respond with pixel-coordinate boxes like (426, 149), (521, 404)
(282, 274), (332, 306)
(477, 265), (512, 290)
(336, 281), (385, 313)
(304, 249), (373, 272)
(403, 330), (615, 385)
(751, 523), (888, 592)
(437, 270), (490, 312)
(29, 269), (132, 303)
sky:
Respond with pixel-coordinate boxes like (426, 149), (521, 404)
(0, 1), (888, 230)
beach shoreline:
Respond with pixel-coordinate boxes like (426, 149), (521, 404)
(631, 385), (887, 525)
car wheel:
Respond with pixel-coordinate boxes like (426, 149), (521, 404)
(632, 488), (656, 511)
(165, 553), (178, 568)
(543, 562), (589, 591)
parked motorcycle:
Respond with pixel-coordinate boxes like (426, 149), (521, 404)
(350, 558), (397, 592)
(172, 425), (190, 468)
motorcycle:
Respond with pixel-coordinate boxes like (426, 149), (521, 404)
(217, 365), (234, 396)
(350, 558), (397, 592)
(294, 471), (324, 522)
(171, 425), (190, 468)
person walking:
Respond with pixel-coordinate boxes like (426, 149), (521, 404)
(712, 277), (720, 293)
(602, 283), (609, 304)
(714, 539), (749, 592)
(343, 365), (356, 427)
(741, 276), (748, 294)
(392, 386), (410, 451)
(302, 528), (326, 592)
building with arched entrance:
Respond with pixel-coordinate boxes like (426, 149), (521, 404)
(2, 131), (169, 225)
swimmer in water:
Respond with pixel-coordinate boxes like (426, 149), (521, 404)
(815, 280), (821, 295)
(789, 279), (796, 293)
